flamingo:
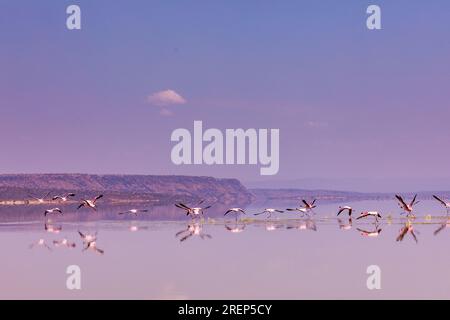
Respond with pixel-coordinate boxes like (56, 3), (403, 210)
(175, 201), (212, 218)
(29, 192), (50, 204)
(356, 211), (382, 223)
(395, 194), (419, 216)
(286, 207), (308, 216)
(44, 208), (63, 216)
(337, 206), (353, 216)
(302, 199), (317, 211)
(77, 195), (103, 211)
(432, 195), (450, 213)
(254, 208), (284, 219)
(224, 208), (246, 218)
(52, 193), (76, 202)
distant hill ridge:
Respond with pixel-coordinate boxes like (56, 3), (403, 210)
(0, 174), (254, 204)
(250, 188), (450, 202)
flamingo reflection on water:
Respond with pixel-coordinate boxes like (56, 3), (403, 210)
(175, 223), (212, 242)
(286, 219), (317, 232)
(78, 230), (97, 243)
(396, 221), (418, 243)
(357, 225), (382, 237)
(225, 223), (246, 233)
(338, 218), (352, 231)
(265, 222), (284, 231)
(433, 217), (450, 236)
(53, 239), (76, 248)
(78, 230), (104, 254)
(44, 223), (62, 234)
(83, 241), (104, 255)
(129, 225), (149, 232)
(29, 238), (52, 251)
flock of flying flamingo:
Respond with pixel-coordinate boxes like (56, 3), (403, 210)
(174, 194), (450, 221)
(29, 193), (105, 254)
(24, 191), (450, 248)
(171, 194), (450, 242)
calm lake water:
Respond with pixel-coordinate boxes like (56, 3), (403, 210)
(1, 199), (450, 299)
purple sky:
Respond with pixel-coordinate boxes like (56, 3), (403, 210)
(1, 1), (450, 187)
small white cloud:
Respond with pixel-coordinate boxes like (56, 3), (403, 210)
(147, 89), (186, 107)
(159, 108), (174, 117)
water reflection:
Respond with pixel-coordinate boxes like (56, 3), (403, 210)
(129, 225), (149, 232)
(396, 220), (419, 243)
(78, 230), (98, 243)
(118, 209), (150, 217)
(356, 224), (382, 237)
(224, 223), (246, 233)
(433, 217), (450, 236)
(264, 222), (285, 231)
(175, 222), (212, 242)
(286, 219), (317, 232)
(53, 238), (76, 249)
(7, 200), (450, 256)
(78, 230), (105, 254)
(44, 223), (62, 234)
(337, 218), (352, 231)
(6, 199), (450, 299)
(29, 238), (52, 251)
(82, 241), (105, 255)
(15, 213), (450, 253)
(22, 214), (450, 261)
